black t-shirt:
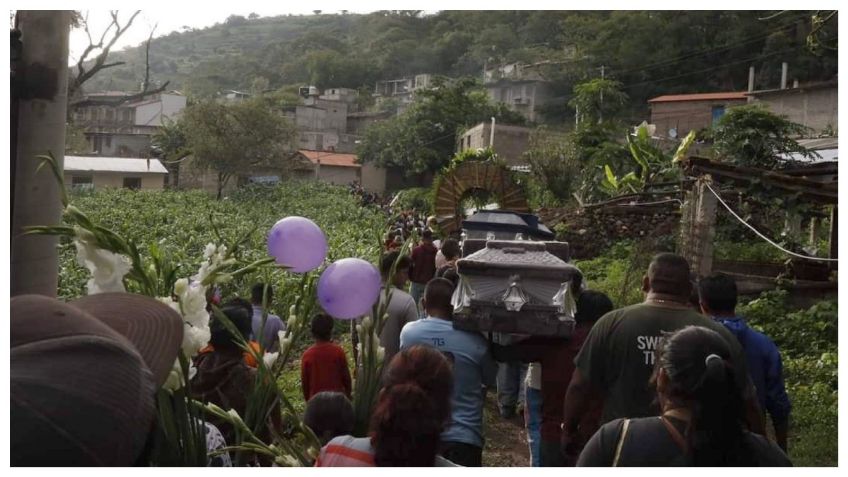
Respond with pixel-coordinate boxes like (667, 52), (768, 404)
(574, 302), (752, 422)
(577, 417), (792, 467)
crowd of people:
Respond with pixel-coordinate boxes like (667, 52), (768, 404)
(11, 230), (794, 467)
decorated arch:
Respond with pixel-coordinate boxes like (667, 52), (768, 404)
(433, 160), (530, 234)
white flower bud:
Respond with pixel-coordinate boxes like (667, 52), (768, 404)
(287, 316), (297, 330)
(376, 346), (385, 363)
(289, 304), (297, 316)
(173, 278), (189, 296)
(361, 315), (373, 331)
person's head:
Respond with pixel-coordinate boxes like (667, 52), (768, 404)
(210, 300), (253, 350)
(653, 326), (750, 466)
(421, 278), (454, 320)
(370, 345), (454, 466)
(311, 313), (334, 342)
(421, 229), (433, 243)
(303, 392), (355, 445)
(10, 293), (183, 466)
(440, 238), (461, 262)
(380, 252), (412, 288)
(251, 283), (273, 306)
(697, 273), (738, 317)
(575, 290), (614, 325)
(436, 266), (460, 291)
(642, 253), (693, 299)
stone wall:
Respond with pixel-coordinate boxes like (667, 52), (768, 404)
(551, 205), (680, 259)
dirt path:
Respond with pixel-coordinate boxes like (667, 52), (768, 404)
(481, 392), (530, 467)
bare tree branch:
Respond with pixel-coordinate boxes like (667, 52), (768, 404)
(69, 10), (141, 99)
(70, 81), (170, 108)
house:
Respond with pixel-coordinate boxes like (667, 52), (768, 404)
(457, 122), (537, 167)
(292, 150), (386, 192)
(64, 156), (168, 190)
(483, 62), (554, 123)
(70, 91), (187, 157)
(373, 74), (432, 113)
(220, 90), (251, 102)
(648, 92), (748, 138)
(295, 86), (360, 153)
(747, 81), (838, 135)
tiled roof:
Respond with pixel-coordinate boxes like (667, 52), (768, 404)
(648, 92), (748, 103)
(65, 156), (168, 174)
(297, 150), (360, 168)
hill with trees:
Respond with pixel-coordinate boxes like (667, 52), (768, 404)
(83, 10), (837, 121)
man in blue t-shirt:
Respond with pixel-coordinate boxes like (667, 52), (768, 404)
(698, 273), (792, 452)
(400, 278), (496, 467)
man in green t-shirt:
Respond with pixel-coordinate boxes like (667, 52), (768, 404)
(561, 253), (765, 457)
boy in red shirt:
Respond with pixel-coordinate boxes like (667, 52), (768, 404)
(301, 313), (353, 401)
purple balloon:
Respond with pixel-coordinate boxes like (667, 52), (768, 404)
(317, 258), (382, 320)
(267, 216), (328, 273)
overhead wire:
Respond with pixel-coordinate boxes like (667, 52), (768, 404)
(705, 183), (837, 262)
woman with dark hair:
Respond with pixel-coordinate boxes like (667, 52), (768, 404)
(316, 345), (457, 467)
(577, 325), (791, 466)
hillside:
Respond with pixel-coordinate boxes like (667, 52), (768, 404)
(83, 10), (837, 122)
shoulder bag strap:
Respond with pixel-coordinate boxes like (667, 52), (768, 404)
(660, 416), (689, 454)
(612, 419), (631, 467)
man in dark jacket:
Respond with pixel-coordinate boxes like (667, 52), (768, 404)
(699, 273), (792, 452)
(409, 229), (438, 316)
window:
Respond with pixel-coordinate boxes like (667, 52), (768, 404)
(104, 136), (112, 148)
(71, 176), (93, 190)
(711, 105), (726, 124)
(123, 177), (142, 190)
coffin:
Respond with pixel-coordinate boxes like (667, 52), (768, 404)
(451, 240), (582, 337)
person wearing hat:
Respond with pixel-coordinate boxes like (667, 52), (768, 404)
(11, 293), (184, 466)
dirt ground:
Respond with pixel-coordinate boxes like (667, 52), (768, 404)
(481, 392), (531, 467)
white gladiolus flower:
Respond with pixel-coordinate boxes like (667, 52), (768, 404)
(361, 315), (373, 331)
(376, 346), (385, 363)
(162, 358), (185, 391)
(286, 316), (296, 330)
(263, 352), (279, 369)
(289, 304), (297, 316)
(173, 278), (189, 296)
(203, 243), (217, 259)
(280, 337), (292, 354)
(277, 330), (287, 347)
(274, 455), (300, 467)
(74, 239), (131, 295)
(182, 323), (210, 357)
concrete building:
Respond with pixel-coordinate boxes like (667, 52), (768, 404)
(64, 156), (167, 190)
(483, 62), (554, 123)
(373, 74), (432, 113)
(220, 90), (251, 102)
(289, 150), (387, 192)
(747, 81), (838, 135)
(648, 92), (748, 138)
(457, 122), (535, 167)
(71, 91), (187, 157)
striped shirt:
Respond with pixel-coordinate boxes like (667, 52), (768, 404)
(315, 435), (459, 467)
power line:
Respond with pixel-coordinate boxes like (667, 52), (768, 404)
(609, 16), (810, 76)
(619, 43), (814, 90)
(706, 183), (837, 262)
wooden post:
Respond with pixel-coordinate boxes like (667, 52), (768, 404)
(828, 205), (837, 270)
(680, 176), (717, 277)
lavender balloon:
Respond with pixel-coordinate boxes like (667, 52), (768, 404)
(317, 258), (381, 320)
(267, 216), (328, 273)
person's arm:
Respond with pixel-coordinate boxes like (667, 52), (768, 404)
(562, 369), (597, 452)
(766, 345), (792, 452)
(301, 353), (310, 402)
(743, 379), (767, 436)
(340, 350), (353, 398)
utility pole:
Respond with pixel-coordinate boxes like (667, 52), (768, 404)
(11, 11), (72, 297)
(599, 65), (606, 123)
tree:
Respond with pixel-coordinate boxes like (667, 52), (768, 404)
(568, 78), (629, 125)
(523, 127), (581, 205)
(357, 76), (527, 176)
(710, 104), (816, 169)
(151, 117), (190, 188)
(181, 99), (297, 199)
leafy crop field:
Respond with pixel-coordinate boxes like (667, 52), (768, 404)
(57, 182), (387, 303)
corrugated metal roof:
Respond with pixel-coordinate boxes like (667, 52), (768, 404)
(297, 150), (360, 168)
(648, 92), (748, 103)
(65, 156), (168, 174)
